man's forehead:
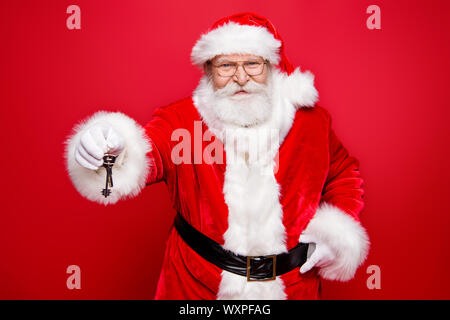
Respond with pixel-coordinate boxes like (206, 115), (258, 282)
(213, 54), (263, 62)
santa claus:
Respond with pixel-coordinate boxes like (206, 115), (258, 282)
(65, 13), (370, 300)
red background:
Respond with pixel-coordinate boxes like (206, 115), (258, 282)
(1, 0), (450, 299)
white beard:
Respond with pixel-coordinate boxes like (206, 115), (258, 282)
(192, 71), (284, 163)
(204, 74), (274, 128)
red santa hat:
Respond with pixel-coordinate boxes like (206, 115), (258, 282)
(191, 12), (294, 72)
(191, 12), (318, 107)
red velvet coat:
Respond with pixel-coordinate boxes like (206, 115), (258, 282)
(143, 97), (365, 300)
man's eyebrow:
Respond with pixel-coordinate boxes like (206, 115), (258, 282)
(215, 57), (262, 64)
(215, 59), (234, 64)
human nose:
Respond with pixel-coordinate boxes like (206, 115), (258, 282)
(233, 64), (249, 86)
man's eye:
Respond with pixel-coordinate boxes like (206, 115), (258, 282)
(220, 63), (232, 68)
(245, 62), (261, 68)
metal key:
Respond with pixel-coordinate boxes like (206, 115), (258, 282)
(101, 154), (116, 198)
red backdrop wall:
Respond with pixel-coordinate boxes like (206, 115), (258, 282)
(1, 0), (449, 299)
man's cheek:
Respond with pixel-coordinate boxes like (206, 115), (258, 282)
(213, 76), (228, 90)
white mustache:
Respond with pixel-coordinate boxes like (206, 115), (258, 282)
(214, 80), (267, 97)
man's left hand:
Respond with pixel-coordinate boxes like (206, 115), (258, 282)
(299, 234), (336, 274)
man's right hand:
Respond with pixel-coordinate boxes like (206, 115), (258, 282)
(75, 122), (125, 170)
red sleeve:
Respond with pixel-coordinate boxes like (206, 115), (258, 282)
(143, 106), (177, 186)
(320, 123), (365, 221)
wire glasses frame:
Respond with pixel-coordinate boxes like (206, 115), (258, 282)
(211, 59), (268, 77)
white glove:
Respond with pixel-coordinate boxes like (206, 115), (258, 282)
(299, 234), (336, 274)
(75, 122), (125, 170)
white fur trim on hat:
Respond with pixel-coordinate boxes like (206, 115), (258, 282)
(272, 67), (319, 109)
(301, 202), (370, 281)
(64, 111), (151, 205)
(275, 67), (319, 107)
(191, 22), (282, 66)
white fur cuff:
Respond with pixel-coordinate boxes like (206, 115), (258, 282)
(64, 111), (151, 205)
(301, 202), (370, 281)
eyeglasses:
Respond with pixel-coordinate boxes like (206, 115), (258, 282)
(211, 59), (268, 77)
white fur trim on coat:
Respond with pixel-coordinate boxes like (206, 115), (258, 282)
(301, 202), (370, 281)
(64, 111), (151, 205)
(191, 22), (282, 67)
(192, 59), (318, 299)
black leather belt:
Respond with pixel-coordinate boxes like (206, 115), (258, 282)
(174, 213), (309, 281)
